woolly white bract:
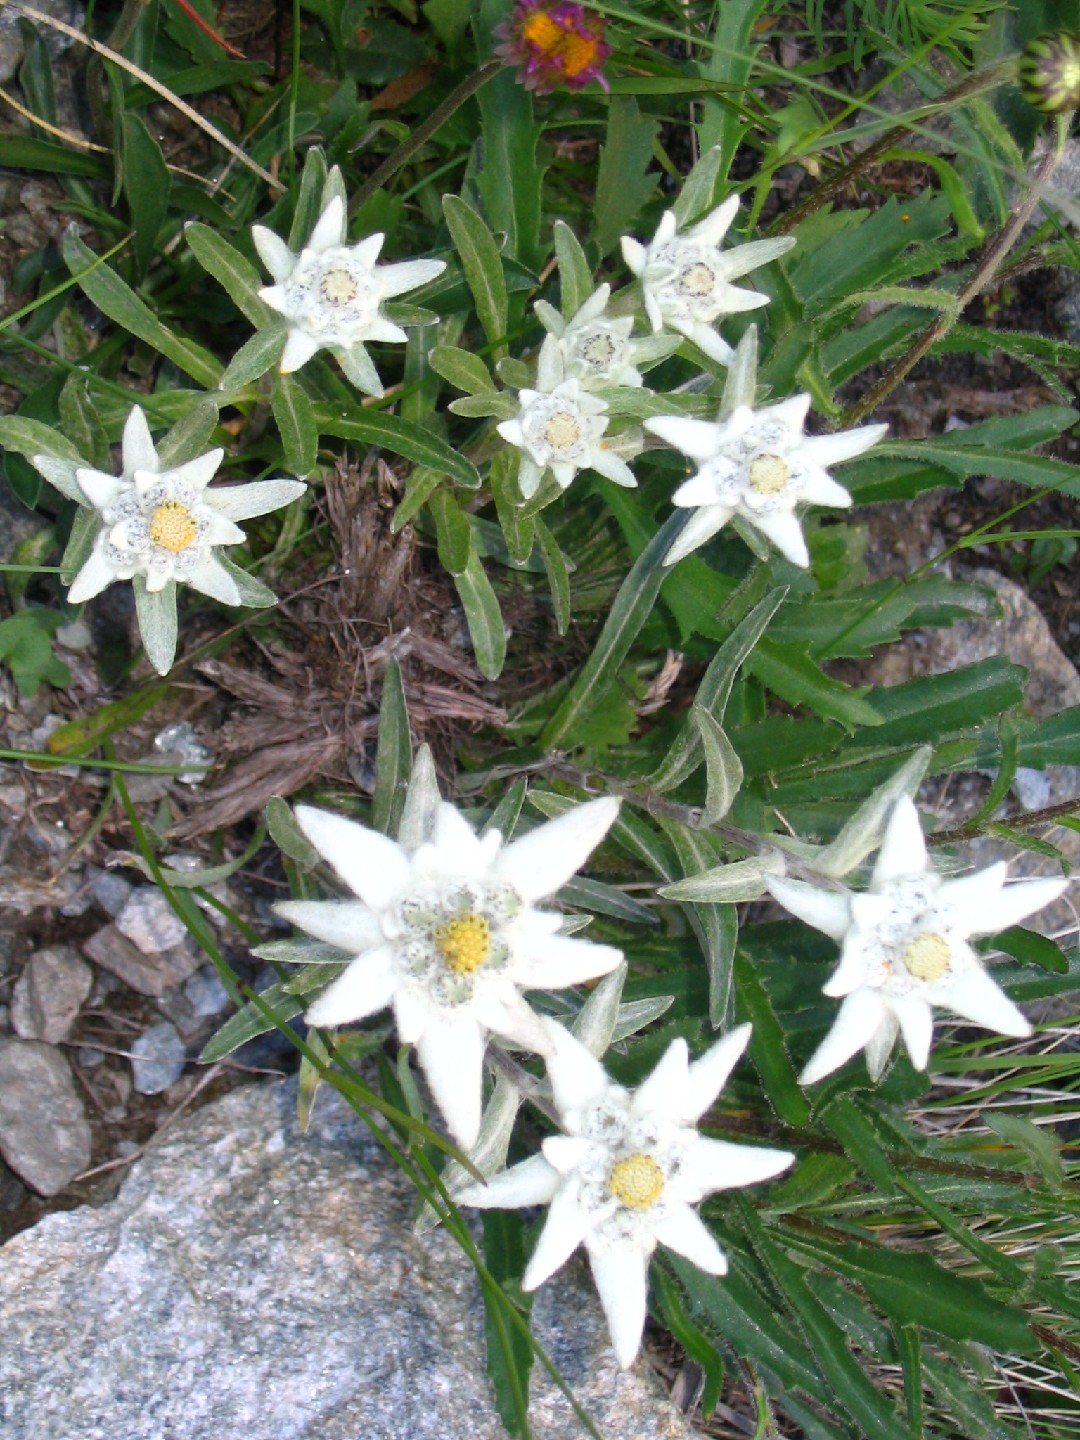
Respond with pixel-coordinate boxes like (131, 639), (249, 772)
(459, 1019), (793, 1368)
(620, 198), (795, 365)
(768, 797), (1070, 1084)
(254, 193), (445, 395)
(285, 795), (624, 1147)
(497, 336), (638, 498)
(31, 406), (304, 674)
(646, 395), (887, 568)
(534, 284), (677, 390)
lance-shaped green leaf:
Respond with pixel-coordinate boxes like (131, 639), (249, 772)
(122, 113), (171, 277)
(535, 517), (571, 636)
(63, 227), (222, 389)
(660, 850), (784, 904)
(58, 376), (108, 471)
(219, 323), (287, 390)
(186, 223), (276, 327)
(372, 657), (412, 836)
(266, 796), (322, 870)
(314, 405), (480, 489)
(664, 819), (738, 1027)
(200, 963), (349, 1063)
(271, 371), (318, 477)
(397, 743), (440, 852)
(429, 344), (497, 394)
(553, 219), (593, 320)
(157, 395), (221, 469)
(442, 194), (508, 357)
(133, 577), (178, 676)
(651, 586), (786, 791)
(454, 550), (506, 679)
(693, 706), (743, 826)
(671, 145), (724, 229)
(0, 417), (84, 502)
(431, 488), (472, 576)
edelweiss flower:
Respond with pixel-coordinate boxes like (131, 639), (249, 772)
(646, 395), (887, 567)
(253, 194), (446, 395)
(459, 1020), (793, 1368)
(285, 796), (623, 1147)
(620, 200), (796, 365)
(534, 284), (675, 390)
(497, 335), (638, 498)
(494, 1), (612, 94)
(31, 406), (304, 673)
(768, 797), (1070, 1084)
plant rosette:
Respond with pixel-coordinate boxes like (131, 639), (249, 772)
(30, 405), (304, 675)
(497, 334), (639, 498)
(620, 198), (796, 365)
(768, 796), (1070, 1084)
(282, 796), (624, 1147)
(253, 193), (446, 394)
(646, 392), (887, 568)
(459, 1018), (794, 1368)
(534, 283), (678, 390)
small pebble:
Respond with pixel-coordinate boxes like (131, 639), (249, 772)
(115, 888), (189, 955)
(130, 1021), (186, 1095)
(183, 968), (230, 1018)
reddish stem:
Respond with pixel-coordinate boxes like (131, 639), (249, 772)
(171, 0), (246, 59)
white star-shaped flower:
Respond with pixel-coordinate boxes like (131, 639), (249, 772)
(620, 199), (795, 365)
(286, 796), (624, 1147)
(534, 284), (677, 390)
(768, 797), (1070, 1085)
(458, 1019), (793, 1368)
(645, 395), (887, 567)
(253, 194), (445, 395)
(496, 335), (638, 498)
(31, 406), (304, 673)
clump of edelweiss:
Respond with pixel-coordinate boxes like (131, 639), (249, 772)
(768, 796), (1070, 1084)
(459, 1018), (793, 1367)
(253, 177), (446, 395)
(30, 405), (304, 675)
(497, 334), (639, 498)
(646, 327), (887, 567)
(279, 767), (623, 1147)
(621, 197), (795, 365)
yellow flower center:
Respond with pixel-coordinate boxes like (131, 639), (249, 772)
(148, 501), (199, 554)
(321, 268), (358, 305)
(748, 454), (791, 496)
(545, 412), (582, 449)
(434, 914), (492, 976)
(609, 1153), (665, 1210)
(522, 12), (600, 77)
(902, 931), (951, 983)
(678, 261), (717, 297)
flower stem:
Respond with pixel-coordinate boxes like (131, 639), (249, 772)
(348, 58), (504, 218)
(841, 110), (1073, 428)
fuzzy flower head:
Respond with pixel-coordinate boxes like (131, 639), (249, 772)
(460, 1020), (793, 1368)
(495, 2), (611, 94)
(253, 193), (445, 395)
(646, 390), (887, 568)
(31, 406), (304, 673)
(497, 336), (638, 498)
(535, 284), (678, 390)
(283, 792), (624, 1147)
(768, 797), (1070, 1085)
(620, 199), (796, 365)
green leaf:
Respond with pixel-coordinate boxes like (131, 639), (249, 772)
(664, 820), (738, 1028)
(185, 223), (275, 327)
(984, 1112), (1065, 1191)
(63, 228), (222, 389)
(823, 1097), (897, 1195)
(693, 706), (743, 825)
(133, 576), (178, 676)
(552, 219), (592, 319)
(734, 949), (810, 1126)
(271, 371), (318, 477)
(751, 637), (881, 729)
(474, 66), (543, 271)
(672, 145), (725, 229)
(428, 344), (496, 394)
(0, 610), (70, 696)
(121, 113), (171, 277)
(288, 148), (328, 251)
(593, 96), (658, 256)
(454, 551), (506, 679)
(372, 657), (412, 836)
(219, 323), (286, 390)
(200, 972), (341, 1063)
(314, 405), (480, 489)
(541, 513), (683, 750)
(0, 132), (108, 179)
(650, 1265), (725, 1421)
(489, 448), (534, 566)
(0, 416), (84, 502)
(156, 395), (221, 469)
(481, 1210), (534, 1439)
(534, 518), (571, 635)
(442, 194), (509, 357)
(430, 488), (472, 576)
(988, 925), (1069, 974)
(266, 796), (321, 870)
(58, 376), (108, 471)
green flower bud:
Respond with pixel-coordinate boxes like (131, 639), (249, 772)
(1020, 31), (1080, 114)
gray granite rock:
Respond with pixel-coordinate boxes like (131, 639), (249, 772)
(82, 923), (201, 997)
(130, 1020), (186, 1095)
(115, 886), (190, 954)
(0, 1079), (692, 1440)
(0, 1038), (90, 1196)
(0, 1), (84, 84)
(10, 945), (92, 1044)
